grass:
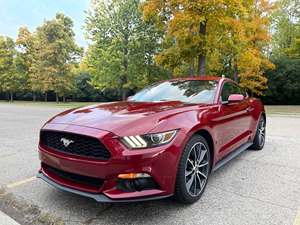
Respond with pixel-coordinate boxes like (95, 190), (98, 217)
(1, 100), (300, 115)
(0, 100), (96, 109)
(265, 105), (300, 116)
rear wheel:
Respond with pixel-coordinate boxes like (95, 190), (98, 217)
(250, 116), (266, 150)
(175, 135), (211, 204)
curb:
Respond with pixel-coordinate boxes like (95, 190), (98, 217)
(0, 186), (65, 225)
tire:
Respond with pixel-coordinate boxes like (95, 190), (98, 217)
(250, 115), (266, 150)
(175, 135), (211, 204)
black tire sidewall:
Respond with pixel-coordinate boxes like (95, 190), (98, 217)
(175, 134), (211, 204)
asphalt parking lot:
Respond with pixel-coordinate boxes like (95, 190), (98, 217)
(0, 103), (300, 225)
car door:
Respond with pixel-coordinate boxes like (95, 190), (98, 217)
(215, 81), (252, 159)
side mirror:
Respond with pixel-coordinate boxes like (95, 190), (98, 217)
(228, 94), (244, 103)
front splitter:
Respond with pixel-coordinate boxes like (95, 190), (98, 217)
(37, 172), (172, 203)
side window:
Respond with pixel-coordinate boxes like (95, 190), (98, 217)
(234, 85), (248, 97)
(221, 82), (234, 102)
(233, 85), (242, 95)
(221, 82), (245, 102)
(240, 87), (248, 97)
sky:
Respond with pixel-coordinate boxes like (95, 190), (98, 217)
(0, 0), (90, 48)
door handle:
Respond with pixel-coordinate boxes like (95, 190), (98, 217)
(246, 106), (254, 112)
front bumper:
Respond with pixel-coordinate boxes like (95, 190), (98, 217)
(38, 123), (183, 202)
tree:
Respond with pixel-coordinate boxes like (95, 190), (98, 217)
(263, 57), (300, 104)
(263, 0), (300, 103)
(143, 0), (274, 95)
(85, 0), (168, 100)
(235, 0), (275, 96)
(33, 13), (82, 102)
(289, 37), (300, 58)
(143, 0), (249, 76)
(16, 27), (38, 100)
(0, 36), (21, 101)
(271, 0), (300, 58)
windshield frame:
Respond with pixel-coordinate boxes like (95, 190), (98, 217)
(128, 79), (219, 105)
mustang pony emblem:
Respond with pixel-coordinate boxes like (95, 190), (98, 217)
(60, 138), (74, 147)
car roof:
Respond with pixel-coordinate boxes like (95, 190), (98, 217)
(168, 76), (222, 82)
(167, 76), (240, 85)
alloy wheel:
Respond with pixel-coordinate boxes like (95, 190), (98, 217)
(185, 142), (209, 197)
(258, 118), (266, 147)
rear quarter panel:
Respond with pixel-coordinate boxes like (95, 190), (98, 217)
(248, 97), (265, 140)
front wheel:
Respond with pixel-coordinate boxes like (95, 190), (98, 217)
(250, 115), (266, 150)
(175, 135), (211, 204)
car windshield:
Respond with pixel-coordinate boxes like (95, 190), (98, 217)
(129, 80), (218, 104)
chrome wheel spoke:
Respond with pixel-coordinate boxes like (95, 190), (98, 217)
(258, 118), (266, 146)
(198, 161), (208, 168)
(196, 173), (203, 190)
(198, 171), (207, 179)
(187, 159), (194, 167)
(193, 173), (197, 195)
(186, 173), (195, 191)
(198, 148), (207, 164)
(193, 146), (199, 162)
(185, 169), (193, 177)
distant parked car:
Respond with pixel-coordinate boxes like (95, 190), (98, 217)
(37, 76), (266, 203)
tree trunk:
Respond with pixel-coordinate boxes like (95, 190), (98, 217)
(198, 55), (206, 77)
(44, 92), (48, 102)
(56, 93), (59, 103)
(233, 62), (238, 83)
(10, 91), (13, 102)
(63, 95), (66, 103)
(122, 89), (127, 101)
(33, 92), (36, 102)
(121, 35), (129, 101)
(198, 21), (207, 77)
(189, 59), (194, 77)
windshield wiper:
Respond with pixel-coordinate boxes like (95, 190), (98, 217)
(157, 99), (172, 102)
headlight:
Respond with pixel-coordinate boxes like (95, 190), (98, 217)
(121, 130), (178, 149)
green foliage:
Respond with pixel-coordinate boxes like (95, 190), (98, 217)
(85, 0), (169, 99)
(0, 36), (23, 100)
(15, 27), (36, 94)
(73, 72), (104, 101)
(0, 0), (299, 104)
(263, 0), (300, 104)
(271, 0), (300, 58)
(12, 14), (83, 102)
(264, 57), (300, 104)
(32, 13), (83, 100)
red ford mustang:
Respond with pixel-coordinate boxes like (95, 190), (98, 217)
(37, 76), (266, 203)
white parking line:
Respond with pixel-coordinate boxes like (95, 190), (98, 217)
(7, 176), (36, 189)
(294, 209), (300, 225)
(0, 211), (20, 225)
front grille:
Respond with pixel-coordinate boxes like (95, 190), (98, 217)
(43, 163), (103, 188)
(40, 130), (111, 160)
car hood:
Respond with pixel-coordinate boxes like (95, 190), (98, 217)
(46, 101), (202, 136)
